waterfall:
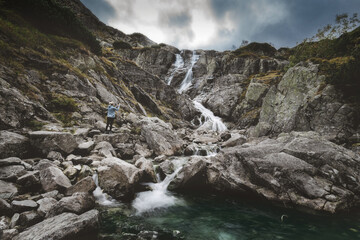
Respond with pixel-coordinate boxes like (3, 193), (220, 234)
(193, 100), (227, 132)
(92, 173), (121, 207)
(166, 52), (184, 85)
(178, 50), (199, 93)
(132, 158), (187, 215)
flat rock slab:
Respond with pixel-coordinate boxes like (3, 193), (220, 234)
(13, 209), (99, 240)
(12, 200), (38, 213)
(29, 131), (78, 155)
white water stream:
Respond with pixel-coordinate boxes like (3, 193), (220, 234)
(92, 173), (121, 207)
(178, 50), (199, 93)
(132, 158), (187, 215)
(166, 52), (184, 85)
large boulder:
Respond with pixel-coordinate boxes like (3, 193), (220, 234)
(0, 131), (29, 159)
(140, 117), (183, 156)
(97, 157), (142, 201)
(171, 131), (360, 214)
(13, 209), (99, 240)
(29, 131), (78, 156)
(39, 166), (72, 193)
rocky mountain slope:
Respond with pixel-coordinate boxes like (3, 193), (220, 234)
(0, 0), (360, 239)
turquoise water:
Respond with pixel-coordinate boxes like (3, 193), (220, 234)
(99, 194), (360, 240)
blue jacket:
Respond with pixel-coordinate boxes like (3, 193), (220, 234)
(107, 105), (119, 118)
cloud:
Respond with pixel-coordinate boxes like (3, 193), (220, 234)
(80, 0), (360, 51)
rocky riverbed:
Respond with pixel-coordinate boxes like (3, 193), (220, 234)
(0, 109), (359, 239)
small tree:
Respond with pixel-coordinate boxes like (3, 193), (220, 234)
(314, 13), (360, 41)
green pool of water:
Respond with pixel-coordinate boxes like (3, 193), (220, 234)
(99, 194), (360, 240)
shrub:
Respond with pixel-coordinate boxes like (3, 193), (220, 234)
(113, 40), (132, 50)
(48, 94), (78, 113)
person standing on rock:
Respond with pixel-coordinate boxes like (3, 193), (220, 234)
(105, 101), (120, 133)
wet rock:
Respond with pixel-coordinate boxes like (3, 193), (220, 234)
(29, 131), (78, 156)
(135, 157), (157, 182)
(65, 176), (96, 196)
(93, 141), (116, 158)
(184, 143), (197, 156)
(0, 131), (29, 159)
(0, 180), (18, 199)
(36, 197), (57, 218)
(39, 166), (72, 193)
(140, 117), (183, 156)
(48, 192), (95, 217)
(159, 159), (175, 174)
(98, 157), (142, 201)
(18, 211), (42, 228)
(13, 210), (100, 240)
(11, 200), (38, 213)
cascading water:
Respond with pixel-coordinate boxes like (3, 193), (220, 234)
(178, 50), (199, 93)
(132, 158), (187, 215)
(166, 52), (184, 85)
(92, 173), (121, 207)
(193, 99), (227, 132)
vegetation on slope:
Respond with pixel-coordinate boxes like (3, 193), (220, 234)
(2, 0), (101, 55)
(288, 13), (360, 101)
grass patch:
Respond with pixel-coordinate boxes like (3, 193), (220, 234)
(26, 119), (46, 131)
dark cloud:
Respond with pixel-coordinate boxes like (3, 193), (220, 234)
(80, 0), (116, 23)
(235, 0), (360, 48)
(79, 0), (360, 51)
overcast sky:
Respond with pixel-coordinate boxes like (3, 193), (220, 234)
(80, 0), (360, 51)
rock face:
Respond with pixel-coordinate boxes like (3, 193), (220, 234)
(0, 131), (29, 159)
(253, 62), (359, 142)
(97, 157), (142, 200)
(29, 131), (78, 156)
(140, 117), (183, 156)
(171, 131), (360, 214)
(13, 209), (99, 240)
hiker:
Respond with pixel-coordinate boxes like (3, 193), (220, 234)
(105, 101), (120, 133)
